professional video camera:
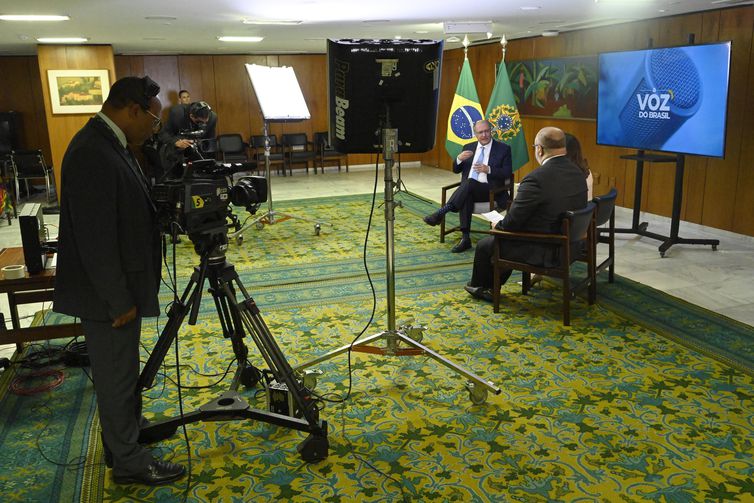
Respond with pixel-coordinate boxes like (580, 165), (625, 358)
(151, 158), (267, 250)
(178, 128), (215, 156)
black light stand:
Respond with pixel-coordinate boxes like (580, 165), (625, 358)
(230, 121), (331, 238)
(137, 233), (328, 462)
(295, 119), (502, 405)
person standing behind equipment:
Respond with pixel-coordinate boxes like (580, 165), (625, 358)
(177, 89), (191, 105)
(159, 100), (217, 153)
(53, 76), (186, 486)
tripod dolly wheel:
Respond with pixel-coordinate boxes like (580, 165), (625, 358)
(314, 223), (321, 236)
(255, 222), (264, 230)
(467, 381), (489, 405)
(240, 364), (262, 388)
(235, 234), (244, 246)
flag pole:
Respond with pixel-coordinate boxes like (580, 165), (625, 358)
(463, 34), (470, 58)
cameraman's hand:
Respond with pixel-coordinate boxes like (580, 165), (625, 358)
(175, 139), (193, 150)
(112, 306), (137, 328)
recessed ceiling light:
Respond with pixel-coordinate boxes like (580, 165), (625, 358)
(394, 35), (402, 40)
(415, 30), (429, 34)
(446, 36), (461, 43)
(0, 14), (69, 21)
(243, 19), (302, 25)
(541, 30), (559, 37)
(37, 37), (88, 43)
(520, 6), (541, 10)
(217, 36), (264, 43)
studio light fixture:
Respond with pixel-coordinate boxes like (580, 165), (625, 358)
(218, 36), (264, 43)
(37, 37), (88, 43)
(0, 14), (69, 21)
(242, 19), (302, 25)
(443, 21), (492, 34)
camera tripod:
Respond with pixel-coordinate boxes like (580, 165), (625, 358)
(137, 233), (328, 462)
(295, 127), (501, 405)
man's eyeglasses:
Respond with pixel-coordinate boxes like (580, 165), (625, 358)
(531, 143), (542, 149)
(475, 129), (492, 135)
(145, 109), (162, 130)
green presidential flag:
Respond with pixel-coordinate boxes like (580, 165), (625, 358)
(486, 61), (529, 171)
(445, 58), (484, 159)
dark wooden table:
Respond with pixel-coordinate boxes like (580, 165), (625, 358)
(0, 247), (83, 352)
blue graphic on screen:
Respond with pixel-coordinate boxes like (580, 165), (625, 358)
(597, 42), (731, 158)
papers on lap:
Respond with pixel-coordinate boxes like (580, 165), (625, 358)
(480, 210), (505, 227)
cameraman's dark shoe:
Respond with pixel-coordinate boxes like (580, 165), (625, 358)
(113, 460), (186, 486)
(451, 238), (472, 253)
(423, 211), (443, 226)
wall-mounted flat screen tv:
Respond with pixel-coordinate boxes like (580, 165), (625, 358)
(597, 42), (731, 158)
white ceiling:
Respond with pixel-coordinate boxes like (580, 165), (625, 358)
(0, 0), (751, 56)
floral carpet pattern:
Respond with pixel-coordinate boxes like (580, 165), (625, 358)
(1, 193), (753, 502)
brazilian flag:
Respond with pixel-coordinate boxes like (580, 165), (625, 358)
(486, 60), (528, 171)
(445, 58), (484, 159)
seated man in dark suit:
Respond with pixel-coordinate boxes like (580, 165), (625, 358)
(465, 126), (588, 301)
(423, 119), (512, 253)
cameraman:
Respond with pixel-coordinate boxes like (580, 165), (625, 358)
(53, 76), (185, 485)
(159, 100), (217, 152)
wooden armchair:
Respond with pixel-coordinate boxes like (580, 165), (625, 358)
(490, 201), (596, 326)
(439, 179), (513, 243)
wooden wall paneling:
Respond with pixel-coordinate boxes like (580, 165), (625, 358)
(26, 60), (52, 162)
(177, 55), (217, 108)
(681, 12), (721, 224)
(642, 14), (703, 219)
(211, 55), (253, 138)
(140, 56), (179, 120)
(700, 7), (753, 230)
(0, 57), (50, 159)
(279, 54), (327, 137)
(37, 45), (116, 197)
(243, 55), (269, 138)
(732, 10), (754, 235)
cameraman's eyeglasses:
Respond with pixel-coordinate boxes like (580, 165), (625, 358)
(145, 109), (162, 130)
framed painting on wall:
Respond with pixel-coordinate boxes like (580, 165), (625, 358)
(502, 56), (598, 119)
(47, 69), (110, 114)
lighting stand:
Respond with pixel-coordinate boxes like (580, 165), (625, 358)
(295, 126), (501, 405)
(230, 121), (331, 239)
(136, 235), (329, 462)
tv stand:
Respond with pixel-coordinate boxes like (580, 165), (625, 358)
(616, 151), (719, 257)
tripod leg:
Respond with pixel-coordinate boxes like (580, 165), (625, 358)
(138, 269), (203, 391)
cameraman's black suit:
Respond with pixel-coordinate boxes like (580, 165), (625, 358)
(54, 115), (161, 475)
(159, 103), (217, 145)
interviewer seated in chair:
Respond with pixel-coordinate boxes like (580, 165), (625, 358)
(464, 127), (588, 302)
(565, 133), (593, 201)
(423, 119), (512, 253)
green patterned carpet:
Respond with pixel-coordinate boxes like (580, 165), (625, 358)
(1, 192), (753, 502)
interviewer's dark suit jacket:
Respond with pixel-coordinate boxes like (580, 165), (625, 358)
(53, 116), (161, 322)
(496, 155), (588, 267)
(453, 139), (512, 208)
